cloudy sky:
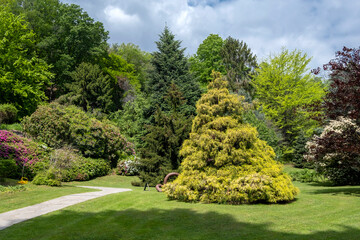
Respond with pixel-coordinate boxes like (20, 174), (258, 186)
(62, 0), (360, 69)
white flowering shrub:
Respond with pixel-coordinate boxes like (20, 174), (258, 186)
(116, 156), (140, 176)
(305, 117), (360, 185)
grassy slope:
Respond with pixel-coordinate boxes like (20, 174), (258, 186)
(0, 173), (359, 240)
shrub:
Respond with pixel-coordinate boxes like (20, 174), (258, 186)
(0, 130), (49, 179)
(0, 104), (18, 124)
(292, 133), (313, 168)
(163, 72), (298, 204)
(32, 171), (61, 186)
(305, 117), (360, 185)
(49, 147), (110, 182)
(288, 168), (324, 183)
(116, 156), (140, 176)
(23, 103), (135, 166)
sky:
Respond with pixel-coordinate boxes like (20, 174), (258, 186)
(62, 0), (360, 69)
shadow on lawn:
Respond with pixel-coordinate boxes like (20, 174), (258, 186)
(311, 186), (360, 197)
(1, 208), (360, 240)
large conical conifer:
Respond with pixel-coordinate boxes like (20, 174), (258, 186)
(164, 72), (298, 204)
(147, 26), (201, 116)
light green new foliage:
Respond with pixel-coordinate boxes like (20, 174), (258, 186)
(252, 49), (326, 142)
(164, 72), (298, 204)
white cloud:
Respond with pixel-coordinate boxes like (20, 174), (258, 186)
(63, 0), (360, 69)
(104, 5), (140, 25)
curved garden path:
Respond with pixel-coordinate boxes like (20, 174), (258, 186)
(0, 186), (132, 230)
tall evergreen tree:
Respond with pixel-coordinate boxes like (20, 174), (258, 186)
(147, 26), (201, 116)
(164, 72), (298, 204)
(139, 83), (192, 185)
(220, 37), (257, 99)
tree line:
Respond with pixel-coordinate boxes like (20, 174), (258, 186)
(0, 0), (359, 186)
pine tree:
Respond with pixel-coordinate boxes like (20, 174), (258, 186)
(220, 37), (257, 99)
(147, 26), (201, 116)
(164, 72), (298, 204)
(138, 83), (193, 185)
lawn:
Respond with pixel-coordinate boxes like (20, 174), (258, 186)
(0, 172), (360, 240)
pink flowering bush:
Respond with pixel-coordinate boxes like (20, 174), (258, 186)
(0, 130), (49, 179)
(23, 103), (135, 167)
(305, 117), (360, 185)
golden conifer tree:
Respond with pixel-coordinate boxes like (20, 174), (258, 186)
(164, 72), (298, 204)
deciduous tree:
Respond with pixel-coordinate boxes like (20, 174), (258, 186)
(0, 6), (52, 118)
(252, 49), (326, 144)
(190, 34), (226, 88)
(314, 46), (360, 123)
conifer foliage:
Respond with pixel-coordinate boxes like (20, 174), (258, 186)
(147, 26), (201, 116)
(164, 72), (298, 204)
(139, 84), (192, 185)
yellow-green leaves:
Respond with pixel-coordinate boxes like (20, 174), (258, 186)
(252, 49), (326, 141)
(164, 72), (299, 204)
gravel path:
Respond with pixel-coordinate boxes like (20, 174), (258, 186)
(0, 186), (132, 230)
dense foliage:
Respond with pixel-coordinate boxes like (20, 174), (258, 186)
(147, 26), (201, 116)
(253, 49), (326, 143)
(22, 103), (134, 166)
(110, 43), (153, 91)
(48, 147), (110, 182)
(314, 46), (360, 123)
(0, 104), (18, 124)
(138, 84), (192, 186)
(0, 130), (49, 179)
(220, 36), (257, 97)
(0, 6), (52, 118)
(305, 117), (360, 185)
(4, 0), (109, 98)
(242, 109), (282, 159)
(110, 93), (151, 149)
(190, 34), (226, 87)
(164, 72), (298, 204)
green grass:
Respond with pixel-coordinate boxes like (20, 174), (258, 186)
(0, 123), (22, 131)
(0, 183), (98, 213)
(0, 172), (360, 239)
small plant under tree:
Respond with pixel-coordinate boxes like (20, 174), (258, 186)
(164, 72), (298, 204)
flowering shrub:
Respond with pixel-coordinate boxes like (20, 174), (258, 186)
(305, 117), (360, 185)
(116, 156), (140, 176)
(42, 147), (110, 183)
(32, 147), (111, 186)
(0, 130), (49, 179)
(23, 103), (135, 166)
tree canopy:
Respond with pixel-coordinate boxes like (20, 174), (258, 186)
(252, 48), (326, 144)
(315, 46), (360, 123)
(190, 34), (226, 87)
(0, 6), (52, 118)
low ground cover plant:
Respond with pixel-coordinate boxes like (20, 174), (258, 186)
(0, 185), (26, 193)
